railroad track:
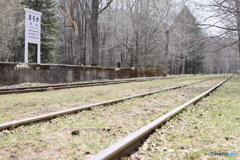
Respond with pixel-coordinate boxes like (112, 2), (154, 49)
(0, 76), (219, 131)
(88, 75), (233, 160)
(0, 76), (183, 95)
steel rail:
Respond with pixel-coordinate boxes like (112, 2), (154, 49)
(0, 77), (218, 131)
(88, 75), (232, 160)
(0, 77), (178, 95)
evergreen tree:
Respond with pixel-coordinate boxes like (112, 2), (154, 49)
(185, 25), (205, 74)
(173, 6), (205, 74)
(21, 0), (59, 63)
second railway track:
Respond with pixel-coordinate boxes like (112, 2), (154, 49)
(0, 76), (220, 131)
(0, 76), (181, 95)
(0, 75), (218, 125)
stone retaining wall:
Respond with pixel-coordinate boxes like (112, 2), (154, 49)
(0, 62), (166, 85)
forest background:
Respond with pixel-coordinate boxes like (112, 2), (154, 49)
(0, 0), (239, 74)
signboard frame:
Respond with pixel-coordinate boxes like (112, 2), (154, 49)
(24, 8), (42, 64)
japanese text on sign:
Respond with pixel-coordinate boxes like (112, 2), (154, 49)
(24, 8), (41, 44)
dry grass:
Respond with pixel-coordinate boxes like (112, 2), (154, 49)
(0, 75), (220, 123)
(126, 76), (240, 160)
(0, 76), (225, 160)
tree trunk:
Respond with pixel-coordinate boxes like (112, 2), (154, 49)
(82, 4), (88, 65)
(64, 18), (69, 64)
(71, 31), (77, 65)
(130, 52), (134, 67)
(163, 30), (170, 74)
(181, 56), (185, 74)
(177, 51), (181, 75)
(135, 30), (139, 67)
(171, 53), (175, 75)
(91, 0), (99, 66)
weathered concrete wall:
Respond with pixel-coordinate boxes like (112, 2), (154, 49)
(0, 62), (166, 85)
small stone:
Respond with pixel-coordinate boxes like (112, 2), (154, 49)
(102, 128), (111, 131)
(3, 130), (11, 134)
(71, 130), (80, 135)
(85, 151), (91, 155)
(225, 136), (232, 141)
(10, 155), (17, 159)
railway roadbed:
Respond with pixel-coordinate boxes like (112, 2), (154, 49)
(0, 76), (186, 95)
(0, 76), (228, 160)
(0, 75), (218, 123)
(125, 76), (240, 160)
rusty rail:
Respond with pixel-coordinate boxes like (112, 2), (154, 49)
(0, 76), (181, 95)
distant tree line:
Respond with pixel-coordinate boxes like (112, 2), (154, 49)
(0, 0), (239, 74)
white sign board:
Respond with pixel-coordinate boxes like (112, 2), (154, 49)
(24, 8), (42, 63)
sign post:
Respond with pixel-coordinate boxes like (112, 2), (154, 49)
(24, 8), (42, 64)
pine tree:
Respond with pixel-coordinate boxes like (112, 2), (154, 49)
(186, 25), (205, 74)
(21, 0), (59, 63)
(173, 6), (205, 74)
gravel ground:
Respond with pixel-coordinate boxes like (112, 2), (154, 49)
(0, 76), (225, 160)
(125, 76), (239, 160)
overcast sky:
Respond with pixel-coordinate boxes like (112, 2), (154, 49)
(185, 0), (222, 35)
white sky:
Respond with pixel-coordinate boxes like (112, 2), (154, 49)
(186, 0), (223, 36)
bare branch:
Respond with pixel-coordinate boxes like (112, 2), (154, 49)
(59, 5), (79, 36)
(98, 0), (114, 15)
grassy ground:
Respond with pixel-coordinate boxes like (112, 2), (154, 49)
(0, 76), (225, 160)
(0, 75), (220, 123)
(127, 76), (240, 160)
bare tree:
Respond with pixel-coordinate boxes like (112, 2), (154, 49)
(79, 0), (114, 66)
(152, 0), (180, 74)
(0, 0), (23, 62)
(202, 1), (240, 55)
